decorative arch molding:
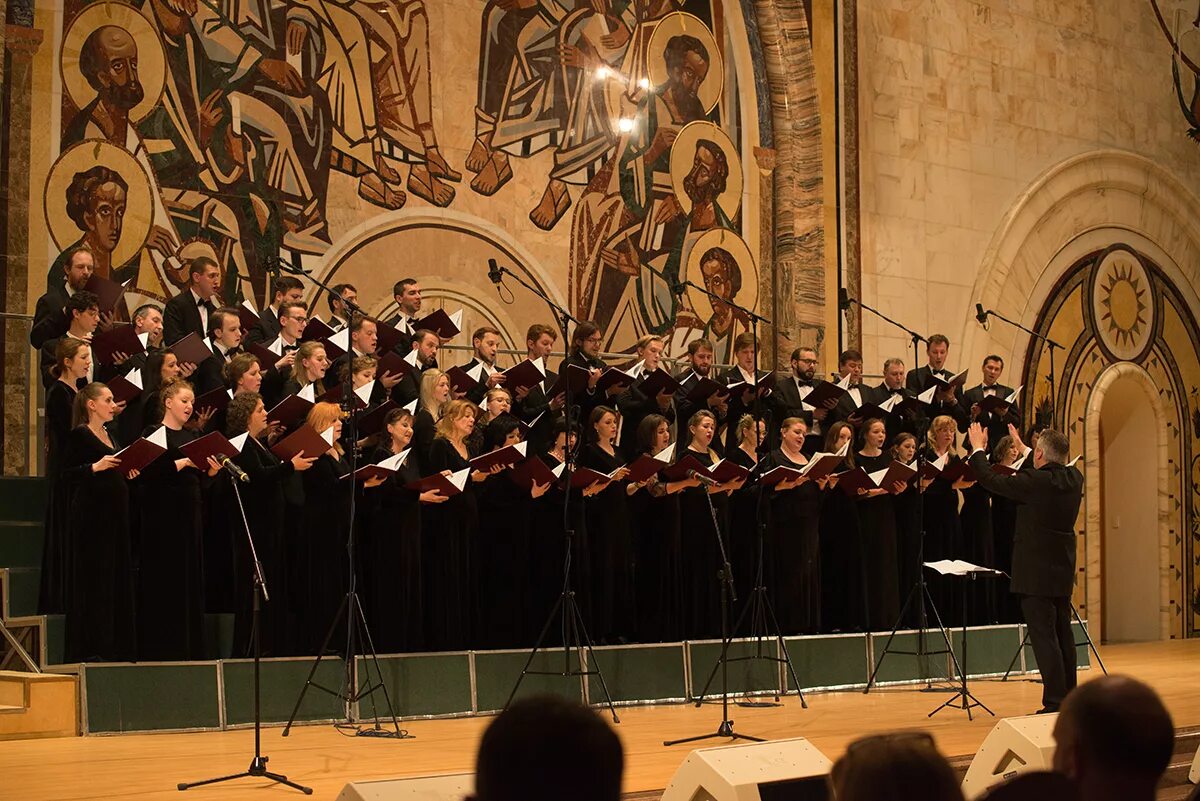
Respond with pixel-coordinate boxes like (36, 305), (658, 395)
(1083, 361), (1173, 641)
(963, 149), (1200, 372)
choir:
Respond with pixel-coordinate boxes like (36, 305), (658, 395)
(31, 262), (1030, 663)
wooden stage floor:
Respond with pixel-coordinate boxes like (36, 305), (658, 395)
(6, 640), (1200, 801)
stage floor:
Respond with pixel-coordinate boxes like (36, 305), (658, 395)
(5, 640), (1199, 801)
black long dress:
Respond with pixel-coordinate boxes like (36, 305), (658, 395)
(298, 449), (352, 655)
(922, 448), (965, 627)
(40, 380), (76, 615)
(63, 426), (136, 662)
(424, 437), (476, 650)
(525, 453), (571, 646)
(361, 446), (425, 653)
(413, 409), (437, 464)
(819, 458), (865, 633)
(578, 443), (634, 643)
(854, 452), (902, 631)
(229, 437), (296, 657)
(136, 426), (206, 661)
(627, 470), (683, 643)
(476, 462), (532, 648)
(960, 483), (996, 625)
(678, 448), (725, 640)
(726, 446), (760, 598)
(764, 449), (823, 635)
(991, 489), (1020, 623)
(893, 482), (924, 628)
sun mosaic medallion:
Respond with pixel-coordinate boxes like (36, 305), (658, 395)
(1091, 246), (1155, 362)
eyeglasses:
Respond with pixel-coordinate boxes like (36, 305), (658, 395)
(585, 335), (602, 343)
(288, 315), (308, 323)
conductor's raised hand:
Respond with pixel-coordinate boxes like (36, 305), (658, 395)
(967, 422), (988, 453)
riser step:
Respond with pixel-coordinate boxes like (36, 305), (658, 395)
(0, 567), (40, 619)
(0, 670), (77, 740)
(0, 521), (44, 568)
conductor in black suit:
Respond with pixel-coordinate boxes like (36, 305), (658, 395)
(967, 422), (1083, 713)
(163, 256), (221, 345)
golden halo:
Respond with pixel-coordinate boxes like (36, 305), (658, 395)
(45, 139), (155, 269)
(61, 2), (165, 124)
(669, 121), (742, 218)
(684, 228), (757, 327)
(646, 12), (723, 115)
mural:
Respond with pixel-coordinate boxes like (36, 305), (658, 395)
(1023, 244), (1200, 637)
(1151, 0), (1200, 140)
(41, 0), (834, 360)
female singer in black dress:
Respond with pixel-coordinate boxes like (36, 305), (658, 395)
(818, 421), (864, 632)
(854, 418), (905, 631)
(578, 406), (633, 643)
(727, 415), (764, 597)
(135, 379), (220, 660)
(764, 417), (824, 635)
(921, 414), (975, 626)
(625, 414), (698, 642)
(282, 341), (329, 400)
(225, 391), (315, 657)
(475, 416), (548, 648)
(677, 410), (744, 640)
(990, 434), (1022, 623)
(413, 368), (450, 462)
(63, 382), (137, 662)
(468, 387), (512, 456)
(960, 457), (996, 625)
(525, 421), (575, 642)
(297, 401), (353, 655)
(360, 407), (447, 653)
(889, 433), (923, 627)
(133, 350), (185, 437)
(40, 339), (91, 615)
(424, 399), (491, 650)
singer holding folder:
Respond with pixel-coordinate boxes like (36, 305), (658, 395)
(853, 418), (904, 631)
(134, 380), (220, 661)
(63, 383), (137, 663)
(578, 407), (633, 644)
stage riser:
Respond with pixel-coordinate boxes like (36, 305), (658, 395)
(61, 625), (1092, 735)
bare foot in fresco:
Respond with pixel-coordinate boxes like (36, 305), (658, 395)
(358, 172), (407, 210)
(466, 134), (492, 173)
(424, 146), (461, 182)
(529, 178), (572, 230)
(470, 151), (512, 196)
(408, 164), (456, 207)
(373, 153), (404, 185)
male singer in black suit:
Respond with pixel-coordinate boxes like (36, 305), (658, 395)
(827, 349), (869, 428)
(906, 333), (968, 427)
(328, 316), (402, 401)
(769, 346), (835, 453)
(40, 291), (101, 387)
(326, 283), (357, 331)
(31, 245), (95, 349)
(967, 422), (1083, 713)
(385, 278), (423, 355)
(960, 354), (1020, 445)
(674, 338), (729, 451)
(163, 256), (221, 345)
(717, 332), (772, 454)
(513, 323), (565, 452)
(194, 307), (244, 394)
(616, 334), (675, 453)
(463, 325), (507, 404)
(246, 276), (304, 344)
(869, 357), (924, 439)
(392, 328), (440, 405)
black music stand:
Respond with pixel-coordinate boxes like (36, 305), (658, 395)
(927, 562), (1003, 721)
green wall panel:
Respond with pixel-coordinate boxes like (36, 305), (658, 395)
(358, 653), (473, 717)
(784, 635), (868, 690)
(688, 639), (782, 699)
(950, 625), (1023, 676)
(223, 658), (346, 726)
(586, 644), (688, 703)
(85, 663), (220, 733)
(474, 649), (585, 712)
(867, 631), (956, 685)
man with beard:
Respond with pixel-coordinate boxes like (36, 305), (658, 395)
(770, 346), (836, 453)
(673, 337), (729, 451)
(31, 246), (96, 349)
(66, 26), (146, 145)
(681, 139), (732, 231)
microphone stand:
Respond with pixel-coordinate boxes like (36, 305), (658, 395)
(979, 308), (1062, 429)
(493, 264), (619, 723)
(670, 277), (806, 743)
(274, 257), (408, 740)
(840, 296), (959, 695)
(179, 480), (312, 794)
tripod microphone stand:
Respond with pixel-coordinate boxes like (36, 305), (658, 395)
(676, 277), (807, 710)
(491, 263), (618, 723)
(975, 305), (1062, 428)
(179, 479), (311, 794)
(840, 294), (958, 693)
(273, 257), (408, 740)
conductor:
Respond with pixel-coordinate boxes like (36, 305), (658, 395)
(966, 421), (1083, 713)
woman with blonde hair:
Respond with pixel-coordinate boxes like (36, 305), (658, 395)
(135, 378), (221, 660)
(284, 341), (330, 397)
(414, 368), (451, 460)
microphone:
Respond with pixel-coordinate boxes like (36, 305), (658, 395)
(687, 469), (718, 486)
(838, 287), (853, 312)
(974, 303), (990, 329)
(217, 454), (249, 483)
(487, 258), (504, 285)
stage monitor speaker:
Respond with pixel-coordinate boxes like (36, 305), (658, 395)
(660, 737), (832, 801)
(961, 713), (1058, 799)
(335, 772), (473, 801)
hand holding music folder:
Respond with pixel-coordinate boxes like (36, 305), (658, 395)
(834, 466), (876, 496)
(502, 357), (547, 395)
(446, 363), (487, 395)
(545, 363), (592, 398)
(271, 424), (336, 461)
(637, 367), (681, 398)
(931, 369), (969, 392)
(758, 464), (808, 487)
(168, 332), (215, 367)
(374, 318), (407, 354)
(510, 457), (566, 490)
(417, 308), (463, 340)
(108, 368), (144, 404)
(246, 338), (283, 367)
(803, 375), (850, 409)
(939, 458), (976, 484)
(869, 459), (918, 489)
(301, 317), (336, 344)
(685, 376), (729, 405)
(596, 366), (637, 393)
(569, 465), (624, 489)
(92, 324), (149, 364)
(180, 431), (248, 466)
(405, 467), (470, 497)
(798, 443), (850, 481)
(356, 399), (397, 436)
(977, 385), (1021, 415)
(115, 425), (168, 478)
(343, 448), (410, 482)
(267, 385), (316, 427)
(660, 453), (708, 482)
(375, 351), (415, 382)
(237, 299), (260, 333)
(705, 458), (751, 484)
(469, 441), (528, 472)
(624, 443), (675, 483)
(195, 387), (234, 417)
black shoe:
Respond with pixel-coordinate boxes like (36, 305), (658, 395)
(1035, 706), (1059, 714)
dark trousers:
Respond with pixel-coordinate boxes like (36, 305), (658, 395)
(1020, 594), (1077, 710)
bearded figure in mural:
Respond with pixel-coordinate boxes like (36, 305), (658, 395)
(569, 30), (713, 348)
(287, 0), (460, 210)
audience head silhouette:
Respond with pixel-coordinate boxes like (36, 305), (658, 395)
(468, 695), (622, 801)
(1052, 676), (1174, 801)
(830, 732), (963, 801)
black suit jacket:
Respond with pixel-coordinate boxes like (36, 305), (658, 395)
(717, 366), (772, 454)
(558, 351), (608, 423)
(960, 383), (1020, 445)
(385, 313), (416, 356)
(163, 291), (207, 346)
(616, 371), (676, 453)
(514, 368), (561, 454)
(906, 364), (967, 427)
(30, 284), (71, 349)
(968, 452), (1083, 596)
(868, 383), (924, 439)
(194, 343), (240, 395)
(246, 306), (281, 345)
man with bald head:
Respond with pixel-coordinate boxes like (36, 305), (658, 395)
(66, 25), (144, 146)
(1052, 676), (1174, 801)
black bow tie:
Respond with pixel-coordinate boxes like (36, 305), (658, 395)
(197, 297), (214, 311)
(282, 344), (299, 353)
